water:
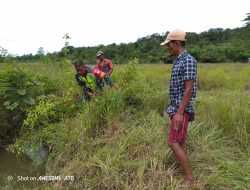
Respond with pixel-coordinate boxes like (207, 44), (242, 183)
(0, 147), (45, 189)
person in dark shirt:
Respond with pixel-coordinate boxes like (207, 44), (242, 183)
(161, 29), (197, 187)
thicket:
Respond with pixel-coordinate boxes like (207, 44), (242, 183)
(0, 64), (58, 144)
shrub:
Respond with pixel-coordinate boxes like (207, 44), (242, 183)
(0, 65), (57, 145)
(114, 58), (139, 87)
(0, 65), (56, 111)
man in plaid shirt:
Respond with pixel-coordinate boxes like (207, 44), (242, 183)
(161, 29), (197, 187)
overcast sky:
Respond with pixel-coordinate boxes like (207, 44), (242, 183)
(1, 0), (249, 56)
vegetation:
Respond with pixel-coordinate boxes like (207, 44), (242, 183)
(242, 12), (250, 26)
(1, 60), (249, 189)
(0, 64), (57, 144)
(2, 16), (250, 64)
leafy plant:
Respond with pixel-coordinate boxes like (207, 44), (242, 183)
(0, 65), (55, 111)
(9, 88), (82, 156)
(0, 65), (57, 145)
(115, 58), (139, 87)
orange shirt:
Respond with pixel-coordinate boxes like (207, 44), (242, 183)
(96, 58), (113, 74)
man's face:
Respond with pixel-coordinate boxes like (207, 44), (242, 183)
(75, 66), (87, 76)
(166, 41), (179, 57)
(98, 55), (104, 60)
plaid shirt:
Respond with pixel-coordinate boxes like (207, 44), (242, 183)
(166, 51), (197, 115)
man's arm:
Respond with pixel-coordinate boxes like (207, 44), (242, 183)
(109, 68), (113, 75)
(96, 61), (100, 70)
(107, 59), (113, 75)
(177, 80), (194, 114)
(174, 80), (194, 131)
(75, 73), (85, 86)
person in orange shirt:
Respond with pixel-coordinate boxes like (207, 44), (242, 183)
(96, 51), (113, 75)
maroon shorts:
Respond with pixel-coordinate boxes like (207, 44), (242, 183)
(168, 113), (189, 144)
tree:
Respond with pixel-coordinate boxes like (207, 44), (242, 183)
(37, 47), (45, 56)
(0, 46), (8, 57)
(61, 33), (72, 67)
(61, 33), (71, 57)
(63, 33), (71, 47)
(242, 12), (250, 26)
(200, 28), (226, 43)
(0, 47), (8, 63)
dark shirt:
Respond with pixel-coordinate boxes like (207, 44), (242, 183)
(166, 51), (197, 115)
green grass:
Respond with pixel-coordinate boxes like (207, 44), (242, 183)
(3, 62), (250, 189)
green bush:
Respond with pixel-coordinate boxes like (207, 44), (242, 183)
(0, 65), (56, 111)
(9, 89), (82, 154)
(0, 65), (57, 145)
(114, 58), (139, 87)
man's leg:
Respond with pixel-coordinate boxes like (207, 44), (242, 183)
(180, 141), (187, 154)
(169, 142), (194, 183)
(168, 114), (195, 185)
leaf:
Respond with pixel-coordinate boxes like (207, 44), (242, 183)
(3, 100), (11, 106)
(17, 89), (27, 95)
(6, 101), (19, 110)
(21, 96), (35, 105)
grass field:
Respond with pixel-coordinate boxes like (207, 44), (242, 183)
(2, 61), (250, 189)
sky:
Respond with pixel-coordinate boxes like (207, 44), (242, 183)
(0, 0), (249, 56)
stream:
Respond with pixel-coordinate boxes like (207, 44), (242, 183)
(0, 147), (45, 189)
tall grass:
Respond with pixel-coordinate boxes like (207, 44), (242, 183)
(198, 63), (250, 90)
(196, 91), (250, 147)
(4, 61), (250, 189)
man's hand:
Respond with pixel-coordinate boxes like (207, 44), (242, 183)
(174, 112), (184, 131)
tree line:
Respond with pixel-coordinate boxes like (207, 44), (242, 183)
(1, 16), (250, 64)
